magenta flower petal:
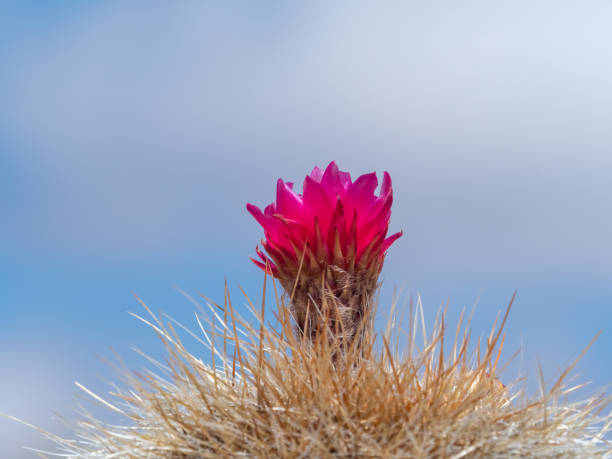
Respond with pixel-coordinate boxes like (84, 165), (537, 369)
(263, 202), (276, 216)
(338, 170), (352, 189)
(303, 175), (333, 233)
(380, 171), (392, 198)
(344, 172), (378, 228)
(309, 166), (323, 182)
(255, 245), (271, 263)
(251, 257), (277, 276)
(246, 203), (267, 228)
(276, 179), (303, 219)
(382, 231), (403, 253)
(247, 203), (291, 252)
(248, 162), (401, 279)
(349, 172), (378, 200)
(321, 161), (346, 202)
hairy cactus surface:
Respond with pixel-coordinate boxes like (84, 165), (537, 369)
(16, 292), (612, 458)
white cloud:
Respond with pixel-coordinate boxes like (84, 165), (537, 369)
(2, 1), (612, 273)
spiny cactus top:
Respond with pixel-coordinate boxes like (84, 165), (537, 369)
(247, 161), (401, 347)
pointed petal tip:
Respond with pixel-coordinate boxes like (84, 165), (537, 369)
(309, 165), (323, 182)
(255, 244), (268, 261)
(324, 160), (338, 172)
(380, 171), (392, 197)
(322, 161), (339, 182)
(246, 203), (263, 217)
(250, 258), (278, 276)
(382, 231), (403, 252)
(252, 246), (279, 275)
(354, 171), (379, 190)
(389, 230), (403, 240)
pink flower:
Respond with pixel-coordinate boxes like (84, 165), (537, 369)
(247, 161), (402, 281)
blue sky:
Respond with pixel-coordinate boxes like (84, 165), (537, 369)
(2, 2), (612, 456)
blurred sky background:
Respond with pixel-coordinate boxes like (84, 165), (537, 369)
(2, 1), (612, 457)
